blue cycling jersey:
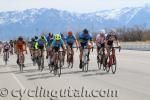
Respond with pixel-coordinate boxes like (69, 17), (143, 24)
(46, 36), (53, 46)
(79, 32), (92, 43)
(66, 35), (76, 44)
(51, 39), (64, 48)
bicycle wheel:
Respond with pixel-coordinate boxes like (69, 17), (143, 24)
(102, 55), (107, 71)
(82, 62), (85, 72)
(85, 63), (89, 72)
(111, 56), (117, 74)
(40, 56), (44, 71)
(19, 56), (23, 72)
(53, 65), (57, 76)
(97, 55), (101, 70)
(105, 58), (110, 73)
(58, 60), (62, 77)
(37, 56), (41, 70)
(4, 52), (8, 65)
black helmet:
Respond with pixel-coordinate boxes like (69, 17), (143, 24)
(35, 36), (38, 40)
(18, 36), (23, 41)
(31, 38), (35, 42)
(48, 32), (53, 38)
(83, 29), (88, 34)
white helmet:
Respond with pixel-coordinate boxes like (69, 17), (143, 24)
(99, 29), (106, 34)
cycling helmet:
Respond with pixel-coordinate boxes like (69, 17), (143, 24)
(35, 36), (38, 40)
(18, 36), (23, 41)
(55, 34), (61, 41)
(40, 35), (45, 40)
(48, 32), (53, 38)
(83, 29), (88, 34)
(31, 38), (35, 42)
(60, 33), (64, 38)
(68, 31), (73, 36)
(100, 29), (105, 36)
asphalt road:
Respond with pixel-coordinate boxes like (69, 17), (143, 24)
(0, 49), (150, 100)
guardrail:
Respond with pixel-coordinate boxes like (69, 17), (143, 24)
(121, 43), (150, 51)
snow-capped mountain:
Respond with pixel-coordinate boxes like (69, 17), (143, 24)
(0, 5), (150, 40)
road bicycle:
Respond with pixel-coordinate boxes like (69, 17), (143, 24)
(105, 46), (121, 74)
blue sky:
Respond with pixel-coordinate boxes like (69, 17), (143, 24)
(0, 0), (150, 13)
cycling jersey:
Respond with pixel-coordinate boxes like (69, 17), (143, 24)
(35, 37), (47, 49)
(16, 40), (26, 51)
(66, 35), (76, 44)
(96, 34), (105, 44)
(51, 39), (64, 48)
(30, 41), (36, 49)
(106, 34), (118, 46)
(79, 32), (92, 47)
(46, 36), (54, 47)
(3, 44), (10, 50)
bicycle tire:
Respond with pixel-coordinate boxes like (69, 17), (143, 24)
(85, 63), (88, 72)
(105, 57), (110, 72)
(111, 56), (117, 74)
(37, 56), (41, 70)
(58, 60), (62, 77)
(40, 56), (44, 71)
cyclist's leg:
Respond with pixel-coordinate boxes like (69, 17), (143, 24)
(97, 46), (100, 60)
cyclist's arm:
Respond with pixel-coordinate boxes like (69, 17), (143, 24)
(75, 40), (79, 48)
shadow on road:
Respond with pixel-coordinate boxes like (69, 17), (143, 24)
(82, 71), (110, 77)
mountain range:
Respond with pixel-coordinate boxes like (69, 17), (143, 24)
(0, 5), (150, 40)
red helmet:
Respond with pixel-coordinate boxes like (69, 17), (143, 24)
(68, 31), (73, 36)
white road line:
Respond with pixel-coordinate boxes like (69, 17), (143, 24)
(7, 66), (35, 100)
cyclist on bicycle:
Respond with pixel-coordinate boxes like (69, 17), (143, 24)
(0, 41), (3, 54)
(50, 34), (66, 68)
(3, 41), (11, 59)
(46, 32), (54, 59)
(96, 29), (106, 60)
(105, 29), (121, 59)
(60, 33), (66, 43)
(46, 33), (54, 65)
(30, 38), (36, 56)
(78, 29), (93, 69)
(66, 31), (79, 62)
(9, 40), (14, 54)
(35, 35), (48, 59)
(15, 36), (27, 66)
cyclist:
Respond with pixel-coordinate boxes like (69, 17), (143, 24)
(60, 33), (66, 43)
(15, 36), (27, 67)
(105, 29), (121, 59)
(96, 29), (106, 60)
(0, 41), (3, 54)
(9, 40), (14, 54)
(3, 41), (11, 60)
(46, 32), (54, 59)
(78, 29), (93, 69)
(50, 34), (66, 69)
(30, 38), (36, 56)
(35, 35), (48, 67)
(46, 33), (54, 65)
(66, 31), (79, 63)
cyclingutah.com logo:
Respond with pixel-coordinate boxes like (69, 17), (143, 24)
(0, 86), (118, 100)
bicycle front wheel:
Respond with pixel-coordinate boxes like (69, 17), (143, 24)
(111, 56), (117, 74)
